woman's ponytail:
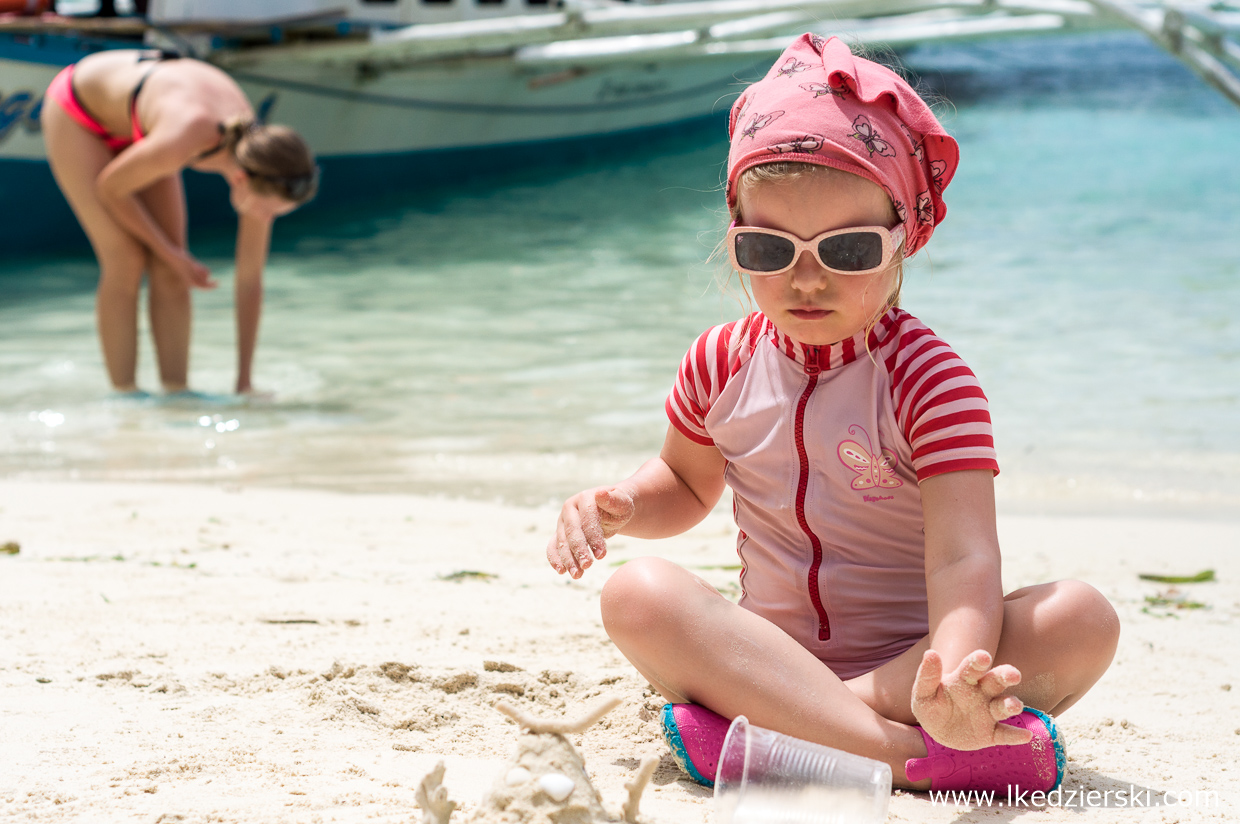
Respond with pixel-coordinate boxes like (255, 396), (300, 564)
(221, 116), (255, 157)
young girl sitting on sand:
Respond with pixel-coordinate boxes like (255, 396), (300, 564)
(546, 34), (1119, 793)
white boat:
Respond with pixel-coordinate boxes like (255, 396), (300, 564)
(1, 0), (1236, 253)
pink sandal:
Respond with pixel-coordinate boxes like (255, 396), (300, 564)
(905, 708), (1066, 792)
(660, 703), (731, 786)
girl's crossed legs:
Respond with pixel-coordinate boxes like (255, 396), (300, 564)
(601, 557), (1119, 789)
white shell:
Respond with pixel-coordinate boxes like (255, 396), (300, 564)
(538, 773), (575, 802)
(505, 767), (533, 786)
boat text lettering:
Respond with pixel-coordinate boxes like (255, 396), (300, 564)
(0, 90), (43, 143)
(595, 78), (669, 102)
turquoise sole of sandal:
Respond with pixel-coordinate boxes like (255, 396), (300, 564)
(660, 704), (713, 787)
(1026, 707), (1067, 791)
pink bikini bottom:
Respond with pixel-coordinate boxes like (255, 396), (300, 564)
(46, 63), (141, 153)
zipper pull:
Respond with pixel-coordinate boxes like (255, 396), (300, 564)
(804, 346), (824, 375)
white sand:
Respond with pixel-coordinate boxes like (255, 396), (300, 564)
(2, 480), (1238, 823)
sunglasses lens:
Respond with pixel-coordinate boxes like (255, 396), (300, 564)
(818, 231), (885, 272)
(734, 232), (796, 272)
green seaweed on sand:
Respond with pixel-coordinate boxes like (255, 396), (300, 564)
(1, 541), (19, 555)
(439, 570), (498, 582)
(1138, 569), (1215, 584)
(48, 554), (126, 562)
(1141, 588), (1209, 616)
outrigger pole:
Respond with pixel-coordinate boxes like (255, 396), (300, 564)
(9, 0), (1236, 109)
(1084, 1), (1240, 108)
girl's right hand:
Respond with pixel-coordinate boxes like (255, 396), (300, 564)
(547, 486), (636, 579)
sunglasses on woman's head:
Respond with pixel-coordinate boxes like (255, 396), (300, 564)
(726, 223), (905, 277)
(243, 165), (320, 202)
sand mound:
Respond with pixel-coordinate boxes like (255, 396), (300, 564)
(421, 698), (661, 824)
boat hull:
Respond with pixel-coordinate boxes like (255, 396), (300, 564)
(1, 32), (760, 255)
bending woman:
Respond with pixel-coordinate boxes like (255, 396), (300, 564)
(42, 49), (317, 395)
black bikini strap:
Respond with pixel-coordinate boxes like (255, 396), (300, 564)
(194, 122), (227, 161)
(137, 49), (181, 62)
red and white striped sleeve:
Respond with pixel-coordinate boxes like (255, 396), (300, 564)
(884, 313), (999, 481)
(665, 314), (764, 446)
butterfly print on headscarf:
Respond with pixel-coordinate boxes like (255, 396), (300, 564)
(730, 93), (752, 139)
(740, 110), (785, 140)
(915, 192), (933, 225)
(768, 134), (824, 154)
(800, 79), (850, 99)
(899, 123), (924, 162)
(809, 34), (827, 52)
(837, 425), (903, 491)
(882, 185), (908, 224)
(849, 115), (896, 158)
(777, 58), (811, 77)
(930, 159), (947, 192)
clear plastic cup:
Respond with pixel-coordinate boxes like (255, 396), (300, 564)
(713, 715), (892, 824)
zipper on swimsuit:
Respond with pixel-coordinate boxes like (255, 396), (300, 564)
(793, 346), (832, 642)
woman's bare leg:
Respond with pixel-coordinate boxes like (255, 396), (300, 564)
(139, 174), (191, 392)
(600, 557), (930, 787)
(42, 96), (146, 392)
(602, 558), (1119, 788)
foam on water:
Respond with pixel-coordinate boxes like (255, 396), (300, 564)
(1, 33), (1237, 514)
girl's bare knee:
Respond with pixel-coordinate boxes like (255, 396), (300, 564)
(601, 557), (711, 643)
(1024, 580), (1120, 677)
(1065, 580), (1120, 662)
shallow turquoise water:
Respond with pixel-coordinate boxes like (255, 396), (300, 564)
(2, 33), (1237, 514)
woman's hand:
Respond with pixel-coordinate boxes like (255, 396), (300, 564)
(167, 249), (218, 289)
(911, 649), (1030, 751)
(546, 486), (636, 579)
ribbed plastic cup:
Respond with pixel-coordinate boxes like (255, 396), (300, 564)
(713, 716), (892, 824)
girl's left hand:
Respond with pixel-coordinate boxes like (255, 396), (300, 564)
(911, 649), (1031, 751)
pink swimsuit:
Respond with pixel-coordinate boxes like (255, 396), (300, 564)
(666, 309), (999, 680)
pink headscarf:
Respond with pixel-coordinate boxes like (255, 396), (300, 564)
(727, 34), (959, 256)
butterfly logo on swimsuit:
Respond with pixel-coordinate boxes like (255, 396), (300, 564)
(769, 134), (824, 154)
(837, 425), (903, 491)
(849, 116), (896, 158)
(777, 58), (811, 77)
(741, 110), (785, 140)
(915, 192), (933, 225)
(800, 80), (849, 99)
